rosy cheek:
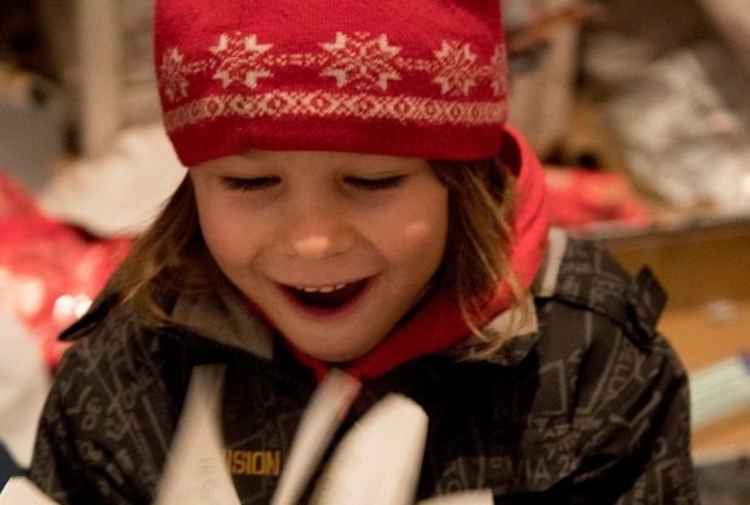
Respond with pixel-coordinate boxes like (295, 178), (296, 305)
(403, 221), (431, 243)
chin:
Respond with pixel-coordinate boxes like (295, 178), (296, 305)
(293, 336), (381, 363)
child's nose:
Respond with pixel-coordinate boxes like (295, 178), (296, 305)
(293, 236), (341, 259)
(285, 207), (356, 260)
(290, 232), (356, 259)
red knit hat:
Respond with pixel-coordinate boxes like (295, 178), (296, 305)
(154, 1), (509, 167)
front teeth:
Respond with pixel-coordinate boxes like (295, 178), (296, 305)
(297, 283), (348, 293)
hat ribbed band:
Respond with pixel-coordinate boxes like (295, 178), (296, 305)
(167, 112), (508, 167)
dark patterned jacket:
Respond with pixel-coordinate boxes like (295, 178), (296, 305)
(28, 233), (700, 504)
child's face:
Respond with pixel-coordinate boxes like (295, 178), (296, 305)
(190, 150), (449, 362)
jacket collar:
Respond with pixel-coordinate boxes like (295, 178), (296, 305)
(462, 227), (568, 366)
(170, 277), (274, 361)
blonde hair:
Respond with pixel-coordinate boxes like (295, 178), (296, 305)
(430, 159), (527, 359)
(112, 159), (526, 358)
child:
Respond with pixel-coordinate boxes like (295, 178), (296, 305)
(27, 1), (699, 503)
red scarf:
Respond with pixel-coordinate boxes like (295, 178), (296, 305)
(280, 127), (549, 381)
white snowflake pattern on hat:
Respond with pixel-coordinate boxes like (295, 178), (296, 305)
(432, 41), (480, 97)
(160, 31), (508, 131)
(210, 33), (275, 90)
(319, 32), (402, 92)
(490, 45), (508, 98)
(159, 48), (191, 103)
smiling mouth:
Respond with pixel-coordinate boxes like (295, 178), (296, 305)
(281, 278), (371, 312)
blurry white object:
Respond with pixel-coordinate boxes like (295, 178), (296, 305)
(606, 45), (750, 213)
(156, 368), (363, 505)
(271, 370), (361, 505)
(703, 300), (741, 324)
(155, 366), (493, 503)
(39, 124), (186, 237)
(309, 394), (428, 505)
(417, 491), (494, 505)
(154, 365), (241, 505)
(0, 309), (50, 467)
(0, 477), (58, 504)
(690, 354), (750, 430)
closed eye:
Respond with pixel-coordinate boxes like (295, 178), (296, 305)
(345, 175), (407, 190)
(221, 176), (280, 192)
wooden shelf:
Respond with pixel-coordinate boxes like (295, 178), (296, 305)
(597, 215), (750, 308)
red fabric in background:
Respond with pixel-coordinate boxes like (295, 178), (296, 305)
(0, 172), (131, 368)
(545, 168), (652, 231)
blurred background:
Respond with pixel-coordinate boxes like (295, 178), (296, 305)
(1, 0), (749, 501)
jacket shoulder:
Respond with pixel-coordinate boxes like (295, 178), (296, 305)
(541, 236), (667, 348)
(515, 236), (696, 501)
(530, 235), (687, 426)
(28, 303), (189, 503)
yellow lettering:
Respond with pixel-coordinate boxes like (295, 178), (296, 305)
(251, 452), (265, 474)
(225, 450), (282, 476)
(268, 451), (281, 476)
(233, 451), (247, 475)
